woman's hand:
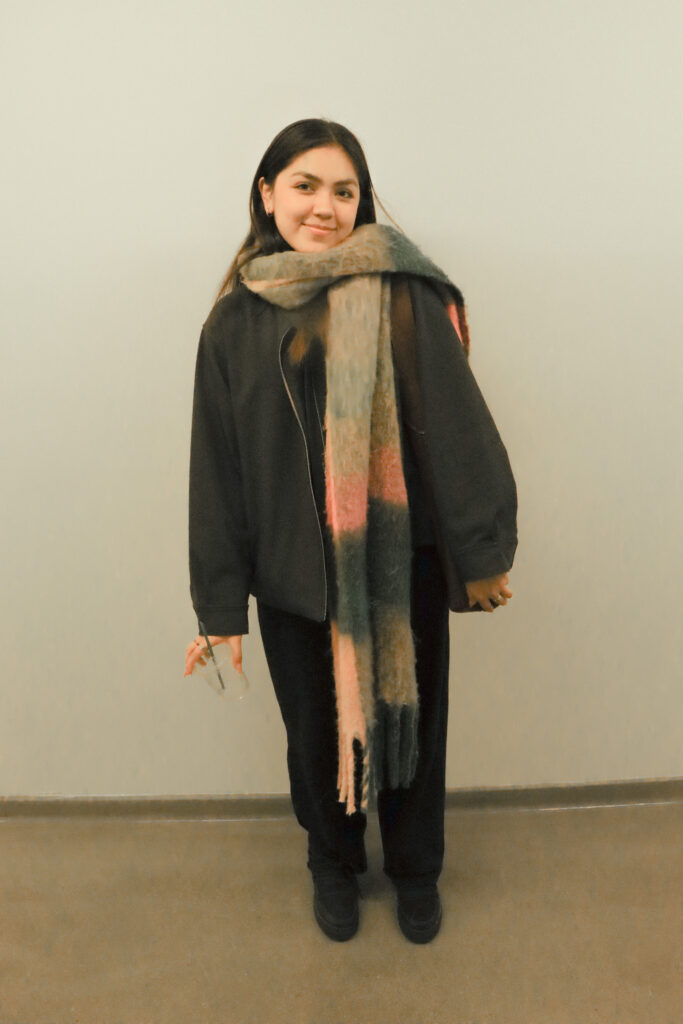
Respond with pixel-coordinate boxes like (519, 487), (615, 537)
(184, 635), (243, 677)
(465, 573), (513, 613)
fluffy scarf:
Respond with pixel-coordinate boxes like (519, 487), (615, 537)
(240, 222), (469, 815)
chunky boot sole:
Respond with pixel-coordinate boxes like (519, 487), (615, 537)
(396, 885), (442, 943)
(312, 871), (360, 941)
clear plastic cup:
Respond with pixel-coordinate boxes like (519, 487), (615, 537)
(192, 643), (249, 702)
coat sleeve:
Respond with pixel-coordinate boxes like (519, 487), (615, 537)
(407, 276), (518, 583)
(188, 312), (252, 635)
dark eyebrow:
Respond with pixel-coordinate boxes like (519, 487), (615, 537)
(289, 171), (358, 188)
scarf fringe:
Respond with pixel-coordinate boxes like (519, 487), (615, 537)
(338, 701), (421, 816)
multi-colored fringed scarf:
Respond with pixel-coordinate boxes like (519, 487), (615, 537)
(240, 223), (469, 815)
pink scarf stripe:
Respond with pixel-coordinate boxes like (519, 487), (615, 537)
(368, 444), (409, 505)
(324, 464), (369, 535)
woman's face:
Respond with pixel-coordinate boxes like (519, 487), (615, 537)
(258, 145), (361, 252)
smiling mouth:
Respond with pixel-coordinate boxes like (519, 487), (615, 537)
(306, 225), (334, 233)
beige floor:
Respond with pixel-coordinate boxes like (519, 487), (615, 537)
(1, 800), (680, 1024)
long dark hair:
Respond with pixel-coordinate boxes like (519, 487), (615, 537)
(212, 118), (401, 308)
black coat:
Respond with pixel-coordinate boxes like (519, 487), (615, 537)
(188, 274), (518, 635)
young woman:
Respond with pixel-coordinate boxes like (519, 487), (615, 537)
(184, 118), (518, 944)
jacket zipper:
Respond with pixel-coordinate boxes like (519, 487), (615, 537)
(313, 387), (325, 449)
(278, 329), (328, 620)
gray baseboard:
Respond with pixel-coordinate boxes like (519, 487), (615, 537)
(1, 778), (681, 819)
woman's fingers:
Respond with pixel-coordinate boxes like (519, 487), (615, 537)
(184, 635), (220, 676)
(493, 584), (513, 605)
(227, 635), (243, 673)
(184, 635), (235, 677)
(494, 587), (513, 607)
(466, 575), (514, 612)
(184, 643), (204, 677)
(491, 573), (511, 600)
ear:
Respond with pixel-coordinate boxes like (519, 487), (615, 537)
(258, 176), (271, 212)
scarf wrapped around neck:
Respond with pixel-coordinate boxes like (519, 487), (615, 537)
(240, 223), (469, 815)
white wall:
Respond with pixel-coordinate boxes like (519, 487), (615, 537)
(1, 0), (681, 798)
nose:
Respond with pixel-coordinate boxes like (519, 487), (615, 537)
(312, 190), (334, 217)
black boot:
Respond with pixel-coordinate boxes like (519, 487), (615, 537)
(311, 864), (360, 941)
(395, 881), (442, 943)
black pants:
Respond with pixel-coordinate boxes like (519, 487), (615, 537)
(256, 545), (450, 888)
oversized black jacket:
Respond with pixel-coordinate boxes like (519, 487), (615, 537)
(188, 274), (518, 635)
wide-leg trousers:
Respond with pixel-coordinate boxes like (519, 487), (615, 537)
(256, 544), (450, 887)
